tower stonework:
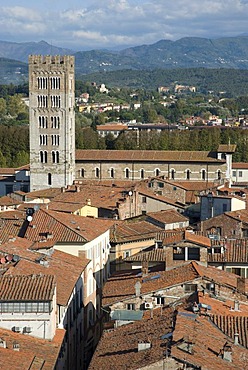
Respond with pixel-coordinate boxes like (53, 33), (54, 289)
(29, 55), (75, 191)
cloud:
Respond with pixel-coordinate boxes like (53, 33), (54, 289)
(0, 1), (248, 49)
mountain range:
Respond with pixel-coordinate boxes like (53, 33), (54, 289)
(1, 36), (248, 84)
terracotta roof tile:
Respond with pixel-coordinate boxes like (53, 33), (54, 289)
(0, 196), (22, 207)
(192, 261), (238, 288)
(110, 220), (163, 243)
(0, 237), (89, 306)
(171, 311), (247, 370)
(89, 306), (176, 370)
(211, 315), (248, 348)
(0, 274), (55, 301)
(233, 162), (248, 169)
(125, 249), (167, 262)
(208, 239), (248, 263)
(0, 210), (26, 243)
(161, 230), (211, 247)
(0, 327), (64, 370)
(102, 262), (199, 307)
(146, 209), (189, 224)
(76, 149), (225, 163)
(23, 209), (114, 244)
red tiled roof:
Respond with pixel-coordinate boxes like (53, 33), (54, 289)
(147, 209), (189, 224)
(102, 262), (199, 306)
(24, 187), (62, 200)
(171, 311), (247, 370)
(233, 162), (248, 169)
(211, 315), (248, 348)
(53, 182), (134, 209)
(125, 249), (167, 262)
(225, 209), (248, 224)
(192, 261), (238, 288)
(96, 124), (128, 131)
(76, 149), (225, 163)
(48, 200), (86, 213)
(0, 196), (21, 206)
(0, 168), (16, 175)
(208, 239), (248, 263)
(0, 237), (90, 306)
(0, 210), (26, 243)
(0, 327), (64, 370)
(0, 274), (55, 301)
(110, 220), (163, 243)
(23, 209), (114, 245)
(89, 306), (175, 370)
(161, 230), (211, 247)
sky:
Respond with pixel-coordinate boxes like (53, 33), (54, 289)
(0, 0), (248, 51)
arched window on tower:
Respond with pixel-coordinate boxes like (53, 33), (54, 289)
(186, 169), (191, 180)
(155, 168), (160, 177)
(110, 168), (114, 179)
(125, 168), (130, 179)
(140, 169), (145, 179)
(171, 169), (175, 180)
(95, 167), (100, 178)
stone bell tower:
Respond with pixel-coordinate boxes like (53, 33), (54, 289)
(29, 55), (75, 191)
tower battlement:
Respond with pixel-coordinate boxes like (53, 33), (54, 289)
(29, 55), (74, 66)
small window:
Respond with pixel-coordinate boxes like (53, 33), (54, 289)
(173, 247), (185, 260)
(239, 171), (243, 178)
(201, 169), (206, 181)
(81, 168), (85, 178)
(217, 170), (221, 180)
(123, 250), (130, 258)
(48, 173), (52, 186)
(171, 169), (175, 180)
(142, 196), (147, 203)
(158, 182), (164, 188)
(155, 169), (160, 176)
(184, 284), (197, 293)
(232, 170), (237, 177)
(140, 169), (145, 179)
(127, 303), (135, 310)
(156, 296), (165, 305)
(125, 168), (130, 179)
(186, 170), (190, 180)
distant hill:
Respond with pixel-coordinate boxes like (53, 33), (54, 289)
(0, 57), (28, 84)
(0, 40), (72, 63)
(74, 36), (248, 73)
(1, 36), (248, 86)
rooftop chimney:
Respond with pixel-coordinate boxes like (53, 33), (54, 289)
(138, 342), (151, 352)
(234, 333), (239, 345)
(234, 300), (240, 312)
(13, 342), (20, 351)
(141, 260), (149, 277)
(222, 343), (232, 362)
(135, 281), (141, 297)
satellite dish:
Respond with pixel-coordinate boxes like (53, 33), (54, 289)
(128, 191), (133, 196)
(27, 215), (33, 222)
